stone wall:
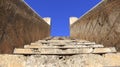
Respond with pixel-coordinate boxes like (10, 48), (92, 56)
(71, 0), (120, 51)
(0, 0), (50, 53)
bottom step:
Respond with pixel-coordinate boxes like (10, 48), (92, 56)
(14, 47), (116, 55)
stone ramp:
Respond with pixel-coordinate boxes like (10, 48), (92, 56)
(13, 39), (117, 55)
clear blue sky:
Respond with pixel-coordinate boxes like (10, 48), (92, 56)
(24, 0), (101, 36)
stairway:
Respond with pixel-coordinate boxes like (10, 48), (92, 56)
(13, 37), (117, 55)
(0, 37), (120, 67)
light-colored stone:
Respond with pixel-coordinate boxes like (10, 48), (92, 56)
(69, 17), (79, 25)
(0, 54), (25, 67)
(24, 44), (104, 48)
(0, 54), (120, 67)
(76, 42), (96, 44)
(43, 17), (51, 25)
(103, 53), (120, 66)
(37, 40), (90, 43)
(14, 47), (116, 55)
(93, 47), (116, 53)
(11, 37), (119, 67)
(30, 43), (42, 45)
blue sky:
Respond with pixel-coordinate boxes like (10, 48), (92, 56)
(24, 0), (101, 36)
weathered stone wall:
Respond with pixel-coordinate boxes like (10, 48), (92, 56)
(0, 0), (50, 53)
(71, 0), (120, 51)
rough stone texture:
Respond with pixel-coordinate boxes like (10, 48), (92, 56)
(0, 53), (120, 67)
(14, 47), (116, 54)
(0, 55), (25, 67)
(0, 0), (50, 54)
(71, 0), (120, 51)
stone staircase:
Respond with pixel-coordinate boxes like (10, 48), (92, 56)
(14, 39), (116, 55)
(0, 37), (120, 67)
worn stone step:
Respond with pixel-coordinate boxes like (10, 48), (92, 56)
(77, 41), (95, 44)
(30, 43), (42, 45)
(24, 44), (104, 49)
(38, 41), (96, 44)
(30, 42), (96, 46)
(37, 40), (83, 42)
(14, 47), (116, 55)
(36, 40), (92, 43)
(37, 40), (75, 43)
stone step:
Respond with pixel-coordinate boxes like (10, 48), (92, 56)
(36, 40), (93, 44)
(77, 42), (95, 44)
(24, 44), (104, 49)
(39, 42), (96, 44)
(30, 42), (96, 46)
(37, 40), (89, 42)
(14, 47), (116, 55)
(36, 40), (74, 43)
